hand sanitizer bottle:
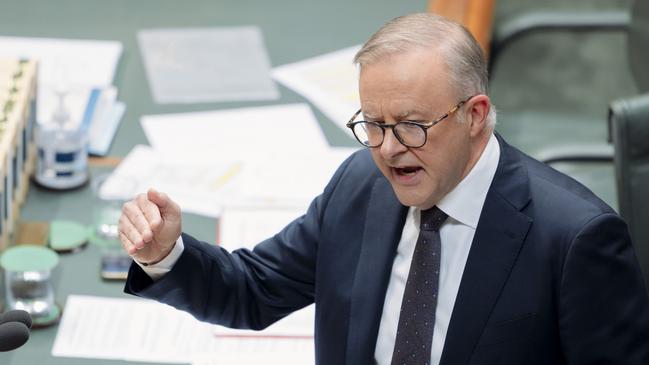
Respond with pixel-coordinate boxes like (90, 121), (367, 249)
(34, 90), (88, 190)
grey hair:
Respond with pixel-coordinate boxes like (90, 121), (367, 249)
(354, 13), (496, 128)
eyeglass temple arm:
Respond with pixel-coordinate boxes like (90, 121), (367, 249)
(347, 109), (363, 126)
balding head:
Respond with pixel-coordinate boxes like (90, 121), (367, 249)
(354, 13), (495, 127)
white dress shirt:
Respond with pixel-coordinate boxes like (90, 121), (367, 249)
(140, 134), (500, 365)
(374, 134), (500, 365)
(137, 235), (184, 280)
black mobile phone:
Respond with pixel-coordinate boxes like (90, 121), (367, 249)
(100, 254), (133, 280)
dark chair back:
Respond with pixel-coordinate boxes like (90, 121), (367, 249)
(629, 0), (649, 93)
(610, 94), (649, 287)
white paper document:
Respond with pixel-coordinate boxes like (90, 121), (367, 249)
(236, 146), (359, 207)
(139, 26), (278, 104)
(192, 342), (313, 365)
(120, 103), (358, 217)
(272, 45), (361, 137)
(52, 295), (315, 364)
(0, 36), (122, 88)
(99, 145), (243, 217)
(100, 144), (358, 217)
(218, 207), (305, 249)
(141, 103), (329, 162)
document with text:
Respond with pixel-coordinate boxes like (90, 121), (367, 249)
(140, 103), (329, 162)
(272, 45), (361, 137)
(52, 295), (314, 364)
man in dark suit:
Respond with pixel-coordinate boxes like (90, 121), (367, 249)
(119, 13), (649, 364)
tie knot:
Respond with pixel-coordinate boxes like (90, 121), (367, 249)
(420, 206), (447, 231)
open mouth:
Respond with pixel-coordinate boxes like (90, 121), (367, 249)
(394, 166), (422, 176)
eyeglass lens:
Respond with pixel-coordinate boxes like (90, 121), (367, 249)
(352, 121), (426, 147)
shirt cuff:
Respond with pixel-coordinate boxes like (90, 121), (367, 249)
(135, 235), (185, 281)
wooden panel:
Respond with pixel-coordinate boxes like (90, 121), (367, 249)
(15, 220), (49, 246)
(89, 156), (122, 167)
(428, 0), (495, 56)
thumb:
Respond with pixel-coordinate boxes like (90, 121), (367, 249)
(147, 189), (180, 220)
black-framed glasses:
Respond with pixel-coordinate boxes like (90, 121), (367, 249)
(346, 96), (474, 148)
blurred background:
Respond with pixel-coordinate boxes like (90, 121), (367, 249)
(0, 0), (646, 364)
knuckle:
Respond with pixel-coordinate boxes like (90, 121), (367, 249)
(119, 233), (133, 251)
(136, 214), (150, 228)
(128, 224), (140, 239)
(122, 200), (136, 214)
(150, 218), (162, 229)
(136, 193), (148, 204)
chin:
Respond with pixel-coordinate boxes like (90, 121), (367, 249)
(393, 188), (432, 209)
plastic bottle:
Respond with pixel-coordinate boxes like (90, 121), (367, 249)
(34, 90), (88, 190)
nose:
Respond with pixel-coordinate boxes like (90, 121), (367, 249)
(379, 126), (407, 159)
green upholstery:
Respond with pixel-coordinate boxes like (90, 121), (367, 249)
(490, 10), (630, 69)
(491, 1), (641, 164)
(491, 0), (648, 211)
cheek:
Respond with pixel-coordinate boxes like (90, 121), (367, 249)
(418, 138), (469, 180)
(370, 149), (390, 174)
(421, 157), (451, 185)
(442, 137), (472, 180)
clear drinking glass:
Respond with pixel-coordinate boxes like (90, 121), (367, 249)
(91, 173), (138, 251)
(5, 270), (54, 317)
(0, 245), (60, 326)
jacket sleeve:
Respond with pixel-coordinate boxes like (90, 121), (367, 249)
(124, 152), (357, 330)
(559, 212), (649, 364)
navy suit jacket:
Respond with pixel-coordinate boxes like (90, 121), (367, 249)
(126, 135), (649, 364)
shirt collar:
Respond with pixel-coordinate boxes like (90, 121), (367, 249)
(434, 133), (500, 229)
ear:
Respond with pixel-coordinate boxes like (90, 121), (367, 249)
(466, 94), (491, 137)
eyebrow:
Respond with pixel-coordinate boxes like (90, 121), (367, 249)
(362, 111), (381, 120)
(394, 110), (418, 119)
(363, 110), (424, 121)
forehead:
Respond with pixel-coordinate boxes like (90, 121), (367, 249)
(358, 49), (455, 116)
(360, 99), (429, 119)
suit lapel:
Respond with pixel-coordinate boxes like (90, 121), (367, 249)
(345, 177), (408, 365)
(440, 136), (533, 365)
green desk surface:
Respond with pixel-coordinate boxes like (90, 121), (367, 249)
(0, 0), (424, 363)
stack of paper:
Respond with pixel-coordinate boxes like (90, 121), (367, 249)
(52, 295), (315, 364)
(101, 102), (359, 249)
(0, 36), (125, 156)
(102, 103), (359, 219)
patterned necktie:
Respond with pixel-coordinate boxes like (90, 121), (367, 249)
(391, 206), (448, 365)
